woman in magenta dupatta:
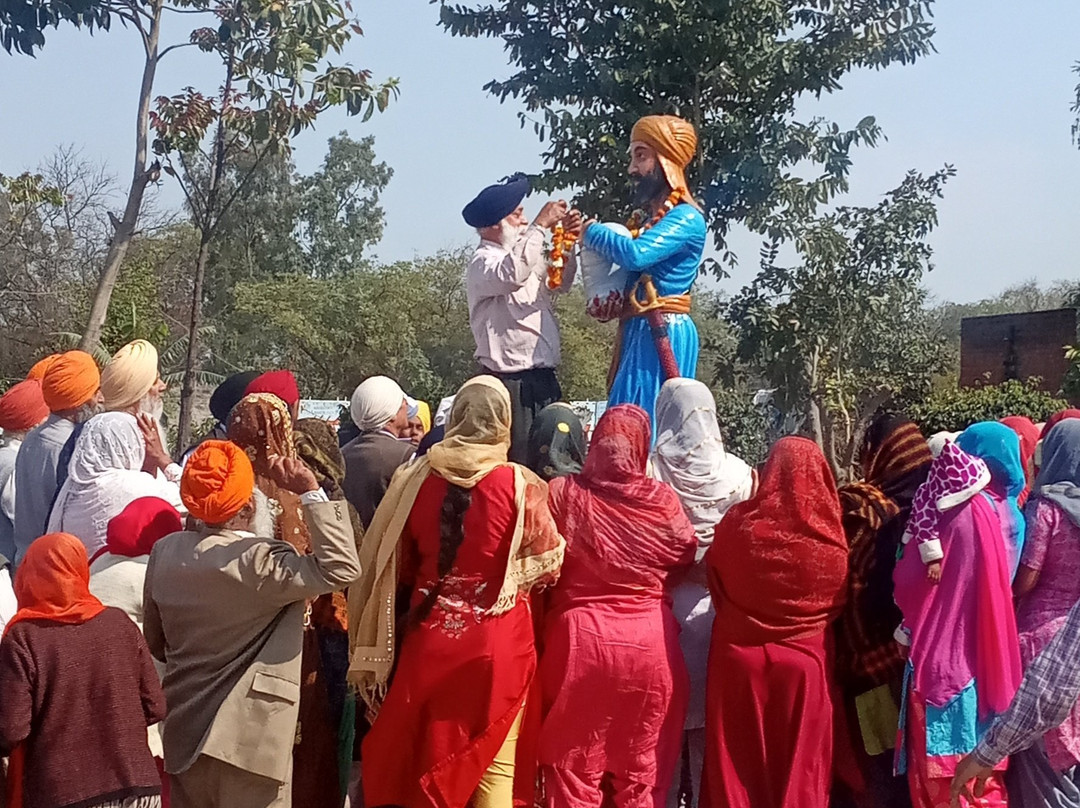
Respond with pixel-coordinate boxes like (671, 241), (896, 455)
(892, 442), (1021, 808)
(539, 404), (697, 808)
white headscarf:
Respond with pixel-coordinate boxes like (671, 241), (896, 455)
(434, 396), (456, 427)
(927, 431), (960, 458)
(350, 376), (406, 433)
(47, 412), (182, 559)
(651, 378), (754, 557)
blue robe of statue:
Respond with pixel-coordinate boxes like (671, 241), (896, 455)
(582, 202), (706, 435)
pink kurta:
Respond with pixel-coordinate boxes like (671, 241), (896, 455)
(1016, 498), (1080, 771)
(538, 459), (695, 808)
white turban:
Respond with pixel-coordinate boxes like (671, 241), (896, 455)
(350, 376), (406, 432)
(927, 431), (960, 458)
(100, 340), (160, 410)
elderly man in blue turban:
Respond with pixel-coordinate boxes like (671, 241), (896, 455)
(463, 173), (581, 463)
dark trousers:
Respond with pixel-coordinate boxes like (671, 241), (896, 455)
(483, 366), (562, 464)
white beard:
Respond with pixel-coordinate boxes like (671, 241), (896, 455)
(499, 220), (527, 247)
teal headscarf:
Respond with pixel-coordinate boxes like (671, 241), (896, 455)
(956, 421), (1026, 574)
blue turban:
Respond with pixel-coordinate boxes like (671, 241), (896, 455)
(462, 173), (531, 228)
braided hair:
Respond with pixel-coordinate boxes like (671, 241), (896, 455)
(405, 483), (472, 629)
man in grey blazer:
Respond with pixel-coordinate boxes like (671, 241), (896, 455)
(143, 439), (361, 808)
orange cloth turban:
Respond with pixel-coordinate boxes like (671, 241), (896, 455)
(0, 379), (50, 432)
(26, 353), (61, 381)
(181, 440), (255, 526)
(40, 351), (101, 413)
(630, 115), (699, 206)
(101, 339), (160, 410)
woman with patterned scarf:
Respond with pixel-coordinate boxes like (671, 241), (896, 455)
(347, 376), (565, 808)
(229, 394), (348, 808)
(833, 414), (932, 808)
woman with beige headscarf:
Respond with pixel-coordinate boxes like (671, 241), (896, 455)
(348, 375), (565, 808)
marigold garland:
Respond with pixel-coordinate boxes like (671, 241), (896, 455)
(626, 188), (684, 238)
(547, 222), (578, 290)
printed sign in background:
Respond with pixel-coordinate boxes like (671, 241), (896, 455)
(299, 400), (349, 424)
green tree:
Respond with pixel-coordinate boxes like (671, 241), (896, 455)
(728, 167), (955, 479)
(298, 132), (392, 277)
(437, 0), (935, 259)
(149, 0), (399, 451)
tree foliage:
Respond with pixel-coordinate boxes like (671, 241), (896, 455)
(909, 379), (1069, 435)
(728, 166), (955, 477)
(437, 0), (936, 263)
(0, 0), (112, 55)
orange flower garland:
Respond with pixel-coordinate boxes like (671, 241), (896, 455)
(547, 222), (578, 290)
(627, 188), (684, 238)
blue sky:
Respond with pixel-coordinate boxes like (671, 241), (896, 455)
(2, 0), (1078, 303)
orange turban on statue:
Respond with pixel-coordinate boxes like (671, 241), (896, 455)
(0, 379), (50, 432)
(181, 440), (255, 526)
(40, 351), (101, 413)
(26, 353), (61, 381)
(630, 114), (699, 207)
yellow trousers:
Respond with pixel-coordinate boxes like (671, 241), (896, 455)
(472, 704), (524, 808)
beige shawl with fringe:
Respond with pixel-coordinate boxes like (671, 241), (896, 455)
(347, 376), (565, 710)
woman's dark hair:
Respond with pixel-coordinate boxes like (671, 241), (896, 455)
(405, 483), (471, 629)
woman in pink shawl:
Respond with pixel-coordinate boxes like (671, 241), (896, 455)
(539, 404), (697, 808)
(892, 441), (1021, 808)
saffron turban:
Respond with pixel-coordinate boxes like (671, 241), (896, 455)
(246, 370), (300, 409)
(350, 376), (406, 433)
(180, 440), (255, 526)
(100, 339), (160, 410)
(416, 400), (432, 433)
(0, 379), (49, 432)
(210, 371), (260, 423)
(104, 496), (182, 559)
(462, 173), (531, 228)
(40, 351), (101, 413)
(26, 353), (61, 381)
(630, 114), (699, 204)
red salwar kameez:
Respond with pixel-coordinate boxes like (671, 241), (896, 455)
(701, 437), (849, 808)
(362, 466), (554, 808)
(537, 404), (697, 808)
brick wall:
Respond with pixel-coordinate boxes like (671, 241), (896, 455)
(960, 308), (1077, 392)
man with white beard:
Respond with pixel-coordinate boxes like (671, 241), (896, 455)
(463, 173), (581, 462)
(100, 339), (179, 482)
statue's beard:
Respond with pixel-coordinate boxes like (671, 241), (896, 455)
(631, 166), (669, 210)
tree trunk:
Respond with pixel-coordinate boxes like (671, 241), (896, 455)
(80, 0), (163, 351)
(174, 48), (235, 454)
(175, 232), (212, 454)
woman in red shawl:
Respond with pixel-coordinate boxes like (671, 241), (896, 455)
(1001, 416), (1039, 506)
(701, 436), (848, 808)
(539, 404), (697, 808)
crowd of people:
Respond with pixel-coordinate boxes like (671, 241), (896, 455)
(2, 112), (1080, 808)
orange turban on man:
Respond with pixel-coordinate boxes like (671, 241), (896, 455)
(26, 353), (61, 381)
(630, 114), (700, 207)
(40, 351), (101, 413)
(181, 440), (256, 526)
(0, 379), (50, 432)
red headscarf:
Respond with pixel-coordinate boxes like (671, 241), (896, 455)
(94, 496), (183, 564)
(708, 436), (848, 645)
(550, 404), (695, 585)
(1041, 409), (1080, 441)
(0, 379), (49, 432)
(1001, 416), (1039, 505)
(4, 533), (105, 638)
